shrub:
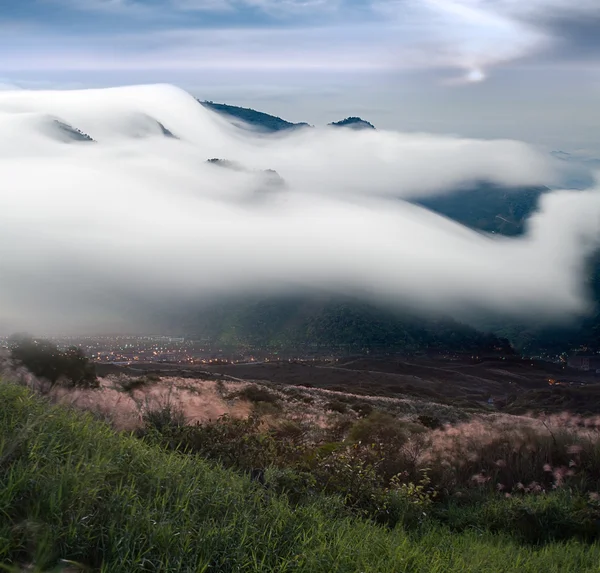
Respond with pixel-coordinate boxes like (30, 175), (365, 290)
(235, 384), (279, 404)
(351, 401), (374, 418)
(116, 376), (147, 393)
(143, 403), (186, 433)
(437, 490), (600, 544)
(326, 400), (348, 414)
(5, 383), (600, 571)
(274, 420), (305, 441)
(325, 415), (355, 441)
(9, 334), (97, 389)
(152, 415), (280, 470)
(281, 387), (314, 404)
(252, 401), (283, 417)
(417, 413), (443, 430)
(348, 412), (424, 446)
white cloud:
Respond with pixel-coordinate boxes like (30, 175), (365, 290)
(170, 0), (234, 11)
(50, 0), (152, 14)
(235, 0), (342, 15)
(11, 0), (598, 86)
(0, 84), (597, 334)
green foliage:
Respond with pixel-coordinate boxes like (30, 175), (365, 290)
(3, 382), (600, 572)
(9, 334), (97, 388)
(152, 414), (282, 470)
(348, 412), (424, 446)
(142, 402), (186, 433)
(438, 490), (600, 544)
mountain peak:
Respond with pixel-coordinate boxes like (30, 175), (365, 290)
(200, 100), (311, 132)
(328, 117), (376, 130)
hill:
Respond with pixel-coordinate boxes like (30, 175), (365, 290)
(415, 183), (547, 237)
(181, 295), (513, 355)
(414, 183), (600, 353)
(200, 100), (311, 132)
(3, 376), (600, 571)
(329, 117), (376, 130)
(201, 101), (376, 132)
(177, 173), (600, 355)
(178, 181), (549, 355)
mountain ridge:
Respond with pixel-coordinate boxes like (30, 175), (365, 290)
(200, 100), (376, 132)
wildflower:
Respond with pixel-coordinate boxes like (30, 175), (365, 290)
(471, 473), (489, 485)
(529, 482), (544, 494)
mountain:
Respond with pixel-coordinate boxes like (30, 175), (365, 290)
(328, 117), (376, 130)
(415, 183), (547, 237)
(181, 294), (513, 355)
(195, 99), (596, 356)
(417, 183), (600, 355)
(178, 174), (600, 356)
(200, 101), (311, 132)
(201, 101), (376, 132)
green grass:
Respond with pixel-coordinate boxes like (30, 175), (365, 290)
(1, 383), (600, 572)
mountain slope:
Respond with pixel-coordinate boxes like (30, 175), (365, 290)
(200, 101), (311, 132)
(180, 179), (596, 356)
(415, 183), (547, 237)
(200, 101), (377, 133)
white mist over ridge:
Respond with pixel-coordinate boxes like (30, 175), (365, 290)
(0, 83), (598, 334)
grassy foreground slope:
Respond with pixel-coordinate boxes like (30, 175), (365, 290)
(1, 383), (599, 573)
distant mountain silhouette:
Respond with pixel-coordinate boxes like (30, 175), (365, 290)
(329, 117), (376, 130)
(200, 101), (311, 132)
(200, 101), (376, 132)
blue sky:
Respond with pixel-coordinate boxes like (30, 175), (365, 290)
(2, 0), (600, 149)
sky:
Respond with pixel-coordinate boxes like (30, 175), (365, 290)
(1, 0), (600, 150)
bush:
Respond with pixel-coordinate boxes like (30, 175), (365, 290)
(116, 376), (147, 393)
(151, 415), (280, 470)
(281, 387), (314, 404)
(143, 403), (186, 433)
(348, 412), (423, 446)
(9, 334), (97, 389)
(252, 401), (283, 417)
(235, 384), (280, 404)
(437, 490), (600, 544)
(326, 400), (348, 414)
(6, 383), (600, 571)
(417, 414), (443, 430)
(351, 401), (374, 418)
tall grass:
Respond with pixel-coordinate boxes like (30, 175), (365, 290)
(2, 382), (600, 572)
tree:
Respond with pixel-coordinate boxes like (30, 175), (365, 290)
(9, 335), (98, 389)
